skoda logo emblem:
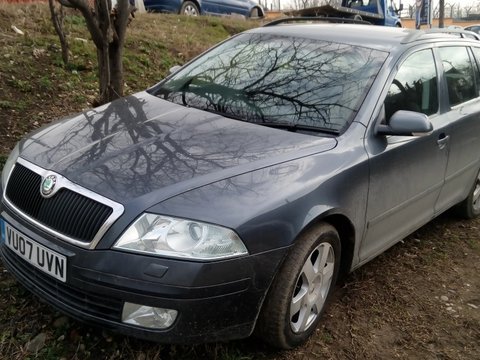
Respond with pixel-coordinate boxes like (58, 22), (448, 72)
(41, 175), (57, 197)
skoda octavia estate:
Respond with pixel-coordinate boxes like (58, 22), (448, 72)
(1, 22), (480, 349)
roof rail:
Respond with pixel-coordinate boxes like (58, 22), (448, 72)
(263, 17), (371, 27)
(401, 28), (480, 44)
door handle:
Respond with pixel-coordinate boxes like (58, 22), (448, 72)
(437, 134), (450, 150)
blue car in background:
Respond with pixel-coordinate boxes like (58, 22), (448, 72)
(144, 0), (264, 18)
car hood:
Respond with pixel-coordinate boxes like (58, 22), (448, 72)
(19, 92), (337, 204)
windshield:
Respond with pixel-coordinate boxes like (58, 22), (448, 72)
(153, 33), (387, 133)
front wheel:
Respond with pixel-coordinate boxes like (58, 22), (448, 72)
(456, 168), (480, 219)
(256, 223), (341, 349)
(180, 1), (199, 16)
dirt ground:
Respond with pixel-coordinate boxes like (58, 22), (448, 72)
(294, 214), (480, 360)
(0, 4), (479, 360)
(0, 213), (478, 359)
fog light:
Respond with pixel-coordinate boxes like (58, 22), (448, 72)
(122, 302), (178, 329)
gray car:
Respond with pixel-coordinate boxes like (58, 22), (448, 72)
(1, 22), (480, 349)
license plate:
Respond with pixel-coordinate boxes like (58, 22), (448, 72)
(1, 219), (67, 282)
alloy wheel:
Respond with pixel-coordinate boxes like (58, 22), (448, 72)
(290, 242), (335, 333)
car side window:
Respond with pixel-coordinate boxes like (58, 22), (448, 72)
(438, 47), (477, 107)
(384, 49), (438, 121)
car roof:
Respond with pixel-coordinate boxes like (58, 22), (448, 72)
(249, 23), (479, 53)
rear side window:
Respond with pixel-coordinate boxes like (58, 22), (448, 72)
(469, 47), (480, 91)
(438, 47), (477, 106)
(385, 49), (438, 120)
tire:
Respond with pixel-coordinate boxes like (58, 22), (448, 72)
(456, 168), (480, 219)
(249, 7), (259, 19)
(256, 223), (341, 349)
(180, 1), (199, 16)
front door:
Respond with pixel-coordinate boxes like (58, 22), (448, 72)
(361, 48), (449, 262)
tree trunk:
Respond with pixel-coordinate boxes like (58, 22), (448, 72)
(109, 40), (124, 100)
(56, 0), (134, 105)
(96, 45), (110, 105)
(49, 0), (69, 65)
(439, 0), (445, 28)
(96, 0), (130, 104)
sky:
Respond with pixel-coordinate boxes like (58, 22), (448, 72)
(273, 0), (466, 11)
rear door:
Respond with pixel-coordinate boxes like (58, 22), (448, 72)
(434, 45), (480, 213)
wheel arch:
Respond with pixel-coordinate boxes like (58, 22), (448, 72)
(300, 211), (355, 281)
(248, 6), (264, 18)
(180, 0), (201, 14)
(254, 210), (355, 346)
(254, 6), (265, 18)
(321, 213), (355, 280)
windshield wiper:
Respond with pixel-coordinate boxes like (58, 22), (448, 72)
(259, 122), (340, 135)
(200, 108), (252, 123)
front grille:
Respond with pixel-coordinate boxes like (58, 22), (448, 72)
(5, 163), (113, 243)
(1, 245), (123, 322)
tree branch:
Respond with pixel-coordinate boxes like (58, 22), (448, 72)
(64, 0), (104, 48)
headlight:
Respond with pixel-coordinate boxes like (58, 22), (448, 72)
(113, 214), (248, 260)
(1, 143), (20, 190)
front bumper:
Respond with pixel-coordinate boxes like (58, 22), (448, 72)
(0, 207), (288, 343)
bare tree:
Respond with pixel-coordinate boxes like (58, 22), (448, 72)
(292, 0), (330, 10)
(444, 2), (451, 18)
(57, 0), (135, 105)
(464, 4), (474, 17)
(408, 4), (415, 19)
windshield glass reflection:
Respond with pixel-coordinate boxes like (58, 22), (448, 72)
(153, 33), (387, 133)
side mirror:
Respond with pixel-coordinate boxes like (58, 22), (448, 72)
(376, 110), (433, 136)
(169, 65), (181, 75)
